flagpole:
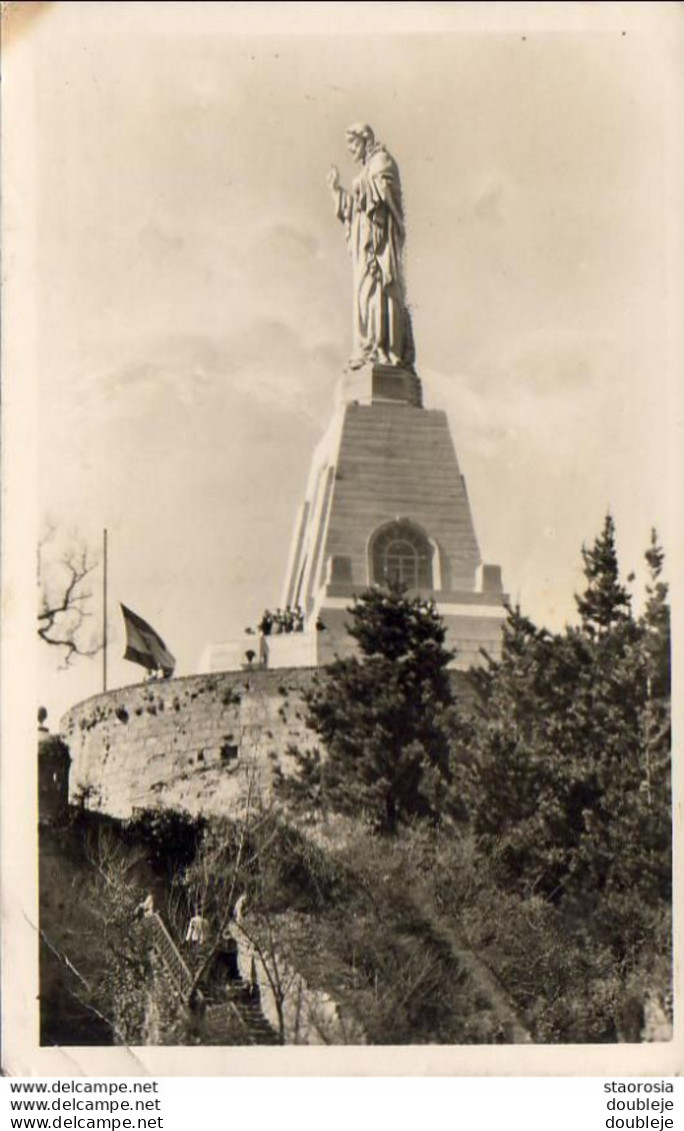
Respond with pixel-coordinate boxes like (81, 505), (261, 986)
(103, 528), (108, 692)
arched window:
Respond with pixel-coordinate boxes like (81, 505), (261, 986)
(370, 521), (433, 589)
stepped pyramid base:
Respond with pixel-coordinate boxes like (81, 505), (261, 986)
(279, 369), (507, 669)
(203, 367), (507, 673)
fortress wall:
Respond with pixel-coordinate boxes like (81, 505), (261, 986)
(60, 667), (476, 821)
(60, 669), (319, 819)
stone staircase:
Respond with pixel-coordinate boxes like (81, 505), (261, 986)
(142, 912), (279, 1045)
(144, 913), (196, 999)
(205, 981), (281, 1045)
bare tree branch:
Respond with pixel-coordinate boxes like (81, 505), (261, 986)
(38, 527), (103, 665)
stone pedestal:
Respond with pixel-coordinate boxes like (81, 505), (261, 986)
(335, 364), (423, 409)
(281, 368), (507, 669)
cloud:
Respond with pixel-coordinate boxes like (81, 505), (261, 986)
(422, 343), (609, 470)
(55, 319), (341, 442)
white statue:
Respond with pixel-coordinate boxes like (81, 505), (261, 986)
(328, 123), (415, 372)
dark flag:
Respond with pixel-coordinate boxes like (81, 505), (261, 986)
(120, 604), (175, 678)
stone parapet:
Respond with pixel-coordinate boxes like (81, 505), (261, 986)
(60, 669), (318, 820)
(202, 632), (321, 674)
(59, 667), (476, 820)
(320, 580), (506, 605)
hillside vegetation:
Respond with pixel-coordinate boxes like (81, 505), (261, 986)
(40, 516), (671, 1044)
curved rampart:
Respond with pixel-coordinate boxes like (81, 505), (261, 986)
(60, 668), (318, 819)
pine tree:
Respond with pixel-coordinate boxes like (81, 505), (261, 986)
(455, 518), (671, 994)
(451, 605), (601, 895)
(302, 582), (456, 833)
(575, 512), (632, 636)
(642, 528), (670, 699)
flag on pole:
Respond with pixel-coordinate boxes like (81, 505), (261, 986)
(120, 604), (175, 678)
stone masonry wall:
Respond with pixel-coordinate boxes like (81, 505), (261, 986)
(61, 668), (475, 821)
(60, 669), (319, 820)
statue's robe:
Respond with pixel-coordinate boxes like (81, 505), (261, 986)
(336, 144), (414, 370)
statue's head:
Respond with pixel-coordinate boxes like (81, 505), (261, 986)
(345, 122), (375, 163)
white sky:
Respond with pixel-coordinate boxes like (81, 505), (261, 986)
(5, 2), (681, 722)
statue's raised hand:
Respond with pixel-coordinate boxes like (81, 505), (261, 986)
(327, 165), (340, 192)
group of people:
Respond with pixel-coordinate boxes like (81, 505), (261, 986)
(254, 607), (328, 635)
(246, 605), (306, 637)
